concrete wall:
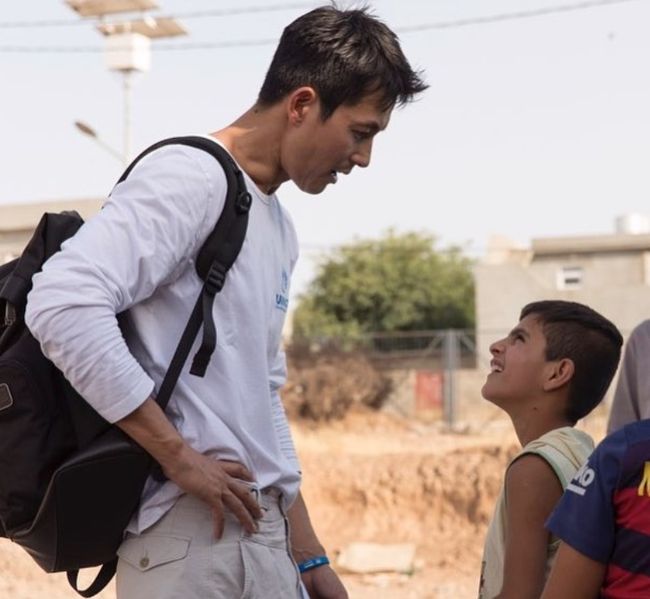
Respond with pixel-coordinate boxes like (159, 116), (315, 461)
(475, 249), (650, 357)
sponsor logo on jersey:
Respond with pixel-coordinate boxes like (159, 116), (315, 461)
(637, 461), (650, 497)
(566, 462), (596, 496)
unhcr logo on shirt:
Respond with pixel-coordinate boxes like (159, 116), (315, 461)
(275, 268), (289, 312)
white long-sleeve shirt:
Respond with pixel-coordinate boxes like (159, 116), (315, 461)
(25, 138), (302, 532)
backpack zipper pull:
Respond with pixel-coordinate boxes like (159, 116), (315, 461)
(4, 303), (15, 327)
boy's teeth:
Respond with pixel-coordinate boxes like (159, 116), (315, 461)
(331, 170), (338, 182)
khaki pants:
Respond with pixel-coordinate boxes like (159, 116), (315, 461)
(116, 489), (303, 599)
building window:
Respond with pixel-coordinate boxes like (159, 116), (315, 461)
(557, 266), (583, 290)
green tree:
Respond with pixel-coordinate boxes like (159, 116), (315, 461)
(292, 230), (475, 341)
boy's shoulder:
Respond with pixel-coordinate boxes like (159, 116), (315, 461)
(517, 426), (593, 459)
(617, 418), (650, 446)
(591, 419), (650, 482)
(528, 425), (594, 451)
(590, 419), (650, 465)
(506, 426), (594, 489)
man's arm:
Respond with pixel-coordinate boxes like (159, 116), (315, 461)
(541, 541), (605, 599)
(288, 491), (348, 599)
(267, 351), (347, 598)
(496, 454), (564, 599)
(115, 397), (262, 537)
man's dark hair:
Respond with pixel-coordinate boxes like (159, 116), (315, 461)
(257, 5), (428, 119)
(520, 300), (623, 424)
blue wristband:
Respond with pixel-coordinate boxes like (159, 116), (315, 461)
(298, 555), (330, 573)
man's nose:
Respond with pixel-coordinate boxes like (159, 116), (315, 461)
(352, 141), (372, 168)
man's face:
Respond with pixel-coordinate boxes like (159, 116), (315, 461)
(481, 314), (550, 408)
(282, 90), (392, 194)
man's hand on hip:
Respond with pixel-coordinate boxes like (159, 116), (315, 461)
(115, 397), (262, 538)
(163, 448), (263, 538)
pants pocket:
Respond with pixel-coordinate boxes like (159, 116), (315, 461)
(117, 533), (191, 599)
(239, 539), (300, 599)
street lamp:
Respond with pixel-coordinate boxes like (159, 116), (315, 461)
(74, 119), (125, 165)
(65, 0), (187, 163)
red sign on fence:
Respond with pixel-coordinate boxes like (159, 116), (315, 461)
(415, 370), (443, 411)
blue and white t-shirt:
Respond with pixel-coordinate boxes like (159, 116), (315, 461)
(546, 419), (650, 597)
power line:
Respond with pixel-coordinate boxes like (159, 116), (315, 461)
(164, 2), (320, 20)
(0, 40), (278, 53)
(397, 0), (642, 33)
(0, 0), (643, 53)
(0, 1), (318, 29)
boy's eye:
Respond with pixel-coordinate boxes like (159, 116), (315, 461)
(352, 130), (370, 142)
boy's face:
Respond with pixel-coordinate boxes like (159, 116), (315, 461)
(282, 90), (392, 194)
(482, 313), (550, 408)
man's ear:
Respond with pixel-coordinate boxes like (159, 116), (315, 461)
(543, 358), (575, 392)
(287, 87), (318, 125)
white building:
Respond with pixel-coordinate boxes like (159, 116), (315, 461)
(0, 199), (103, 264)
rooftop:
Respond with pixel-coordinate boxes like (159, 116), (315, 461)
(532, 233), (650, 256)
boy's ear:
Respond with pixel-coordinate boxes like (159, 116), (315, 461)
(543, 358), (575, 392)
(287, 87), (318, 125)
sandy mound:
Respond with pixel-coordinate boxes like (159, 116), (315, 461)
(0, 411), (530, 598)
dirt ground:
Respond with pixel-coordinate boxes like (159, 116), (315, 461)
(0, 410), (607, 599)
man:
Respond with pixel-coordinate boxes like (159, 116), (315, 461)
(25, 5), (427, 599)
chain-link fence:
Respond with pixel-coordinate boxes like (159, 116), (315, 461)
(290, 329), (498, 427)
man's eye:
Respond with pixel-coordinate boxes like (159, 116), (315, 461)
(352, 130), (369, 142)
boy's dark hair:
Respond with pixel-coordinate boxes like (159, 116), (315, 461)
(257, 5), (428, 119)
(520, 300), (623, 424)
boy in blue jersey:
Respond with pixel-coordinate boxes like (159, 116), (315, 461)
(478, 300), (622, 599)
(542, 420), (650, 598)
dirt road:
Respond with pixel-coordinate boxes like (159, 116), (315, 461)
(0, 411), (604, 598)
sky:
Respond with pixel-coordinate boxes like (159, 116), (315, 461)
(2, 0), (650, 298)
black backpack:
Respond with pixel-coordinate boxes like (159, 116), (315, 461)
(0, 136), (251, 597)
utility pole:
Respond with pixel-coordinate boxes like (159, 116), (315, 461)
(66, 0), (186, 164)
(443, 329), (460, 428)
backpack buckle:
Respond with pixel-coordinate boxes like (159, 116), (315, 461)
(0, 383), (13, 412)
(204, 262), (226, 296)
(236, 191), (252, 214)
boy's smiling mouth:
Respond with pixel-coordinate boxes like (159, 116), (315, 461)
(490, 360), (504, 373)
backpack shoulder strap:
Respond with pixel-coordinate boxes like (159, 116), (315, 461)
(67, 561), (116, 598)
(115, 136), (251, 406)
(115, 136), (251, 281)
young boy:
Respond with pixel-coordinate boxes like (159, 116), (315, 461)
(542, 418), (650, 597)
(478, 300), (622, 599)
